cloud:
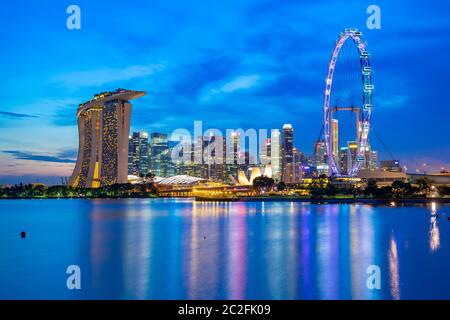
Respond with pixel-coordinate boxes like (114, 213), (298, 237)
(0, 111), (38, 119)
(51, 64), (165, 88)
(2, 150), (77, 163)
(200, 74), (261, 101)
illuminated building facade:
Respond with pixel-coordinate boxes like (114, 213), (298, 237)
(128, 131), (149, 176)
(339, 146), (348, 175)
(314, 141), (326, 164)
(282, 124), (294, 183)
(332, 118), (339, 162)
(271, 129), (281, 181)
(150, 132), (169, 177)
(347, 141), (358, 173)
(69, 89), (145, 188)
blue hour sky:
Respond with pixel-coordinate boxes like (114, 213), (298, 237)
(0, 0), (449, 184)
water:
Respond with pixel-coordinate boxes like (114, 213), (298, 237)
(0, 199), (449, 300)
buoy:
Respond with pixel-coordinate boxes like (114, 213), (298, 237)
(21, 231), (26, 238)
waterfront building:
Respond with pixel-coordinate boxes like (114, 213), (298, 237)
(69, 89), (145, 188)
(380, 160), (402, 172)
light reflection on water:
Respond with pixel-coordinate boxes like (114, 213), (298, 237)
(0, 199), (449, 299)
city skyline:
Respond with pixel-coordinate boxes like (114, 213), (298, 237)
(1, 0), (449, 184)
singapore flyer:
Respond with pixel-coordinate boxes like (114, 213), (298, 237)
(323, 28), (373, 177)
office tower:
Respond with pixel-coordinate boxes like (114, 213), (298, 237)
(314, 141), (326, 164)
(260, 138), (271, 166)
(69, 89), (145, 188)
(271, 129), (281, 181)
(128, 131), (149, 176)
(339, 146), (348, 175)
(282, 124), (294, 183)
(293, 147), (303, 183)
(332, 119), (339, 161)
(347, 141), (358, 175)
(226, 131), (241, 178)
(361, 145), (378, 171)
(150, 133), (169, 177)
(369, 150), (378, 171)
(198, 133), (228, 182)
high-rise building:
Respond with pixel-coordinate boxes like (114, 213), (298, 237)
(339, 146), (348, 175)
(226, 131), (241, 178)
(201, 134), (227, 181)
(332, 118), (339, 162)
(69, 89), (145, 188)
(260, 138), (271, 166)
(282, 124), (294, 183)
(128, 131), (149, 176)
(271, 129), (281, 181)
(150, 133), (169, 177)
(314, 141), (326, 164)
(362, 145), (378, 171)
(369, 150), (378, 171)
(293, 147), (303, 183)
(347, 141), (358, 175)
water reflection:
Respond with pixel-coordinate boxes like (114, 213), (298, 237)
(429, 202), (440, 252)
(388, 233), (400, 300)
(5, 199), (445, 299)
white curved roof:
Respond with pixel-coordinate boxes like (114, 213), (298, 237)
(157, 175), (206, 185)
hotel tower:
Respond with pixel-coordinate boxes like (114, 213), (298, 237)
(69, 89), (145, 188)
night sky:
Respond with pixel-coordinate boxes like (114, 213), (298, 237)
(0, 0), (449, 184)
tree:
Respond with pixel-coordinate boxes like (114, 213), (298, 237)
(416, 178), (431, 195)
(145, 172), (155, 183)
(276, 181), (286, 191)
(253, 176), (275, 195)
(364, 179), (378, 197)
(392, 180), (406, 198)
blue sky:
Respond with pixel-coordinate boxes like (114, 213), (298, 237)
(0, 0), (449, 184)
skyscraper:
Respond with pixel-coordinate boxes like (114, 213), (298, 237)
(271, 129), (281, 181)
(226, 131), (241, 178)
(347, 141), (358, 175)
(293, 147), (303, 182)
(339, 146), (348, 175)
(282, 124), (294, 183)
(260, 138), (271, 166)
(69, 89), (145, 188)
(150, 133), (169, 177)
(128, 131), (149, 176)
(332, 118), (339, 161)
(314, 141), (326, 164)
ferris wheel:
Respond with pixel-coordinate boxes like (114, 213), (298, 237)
(323, 28), (373, 177)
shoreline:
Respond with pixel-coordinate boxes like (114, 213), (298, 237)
(1, 196), (449, 205)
